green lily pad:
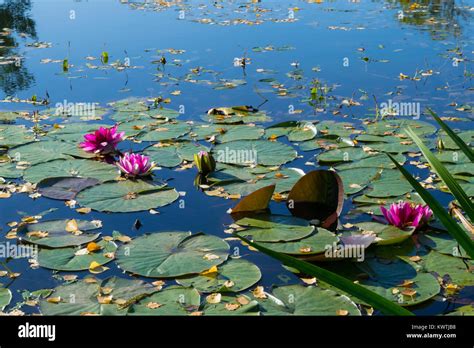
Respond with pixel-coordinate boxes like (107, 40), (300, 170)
(138, 122), (190, 142)
(367, 169), (413, 197)
(24, 159), (119, 183)
(116, 232), (230, 278)
(37, 239), (116, 271)
(445, 305), (474, 316)
(258, 228), (338, 256)
(0, 125), (33, 148)
(8, 141), (79, 166)
(255, 285), (360, 315)
(40, 277), (157, 315)
(365, 120), (436, 137)
(144, 142), (209, 168)
(234, 214), (314, 242)
(419, 231), (471, 259)
(208, 166), (303, 196)
(359, 258), (440, 306)
(218, 125), (265, 143)
(205, 106), (269, 124)
(336, 153), (406, 170)
(0, 161), (22, 178)
(423, 251), (474, 286)
(76, 180), (179, 213)
(213, 140), (297, 166)
(352, 222), (415, 245)
(129, 286), (201, 315)
(0, 288), (12, 311)
(18, 219), (101, 248)
(337, 167), (381, 195)
(47, 123), (109, 143)
(201, 294), (259, 315)
(318, 147), (371, 164)
(265, 121), (317, 142)
(177, 259), (261, 293)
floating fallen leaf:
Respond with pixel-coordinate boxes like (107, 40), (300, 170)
(86, 242), (102, 253)
(201, 265), (219, 276)
(225, 303), (240, 311)
(146, 302), (162, 309)
(252, 286), (267, 299)
(206, 293), (222, 304)
(203, 253), (220, 261)
(89, 261), (109, 274)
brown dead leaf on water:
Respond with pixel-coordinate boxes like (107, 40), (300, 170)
(206, 293), (222, 304)
(225, 303), (240, 311)
(146, 302), (162, 309)
(252, 286), (267, 299)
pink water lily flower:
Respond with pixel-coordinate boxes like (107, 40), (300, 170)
(80, 125), (125, 154)
(380, 202), (433, 230)
(118, 153), (155, 177)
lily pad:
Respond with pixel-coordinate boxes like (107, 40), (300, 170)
(24, 159), (119, 183)
(258, 228), (338, 256)
(352, 222), (415, 245)
(177, 259), (261, 293)
(0, 161), (22, 178)
(0, 288), (12, 311)
(266, 121), (317, 142)
(201, 294), (259, 315)
(0, 125), (33, 148)
(138, 122), (190, 142)
(234, 214), (314, 242)
(213, 140), (297, 166)
(37, 239), (116, 271)
(423, 251), (474, 286)
(116, 232), (230, 278)
(18, 219), (101, 248)
(47, 123), (109, 143)
(38, 177), (100, 200)
(337, 167), (381, 195)
(40, 277), (157, 315)
(256, 285), (360, 315)
(129, 286), (200, 315)
(76, 180), (179, 213)
(205, 106), (269, 124)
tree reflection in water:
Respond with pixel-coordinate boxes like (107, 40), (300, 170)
(0, 0), (36, 96)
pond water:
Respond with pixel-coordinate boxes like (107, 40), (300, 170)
(0, 0), (472, 316)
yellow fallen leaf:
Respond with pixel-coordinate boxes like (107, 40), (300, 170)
(336, 309), (349, 316)
(65, 219), (81, 235)
(76, 207), (91, 214)
(0, 192), (11, 199)
(46, 297), (62, 304)
(87, 242), (102, 253)
(200, 265), (218, 276)
(89, 261), (109, 274)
